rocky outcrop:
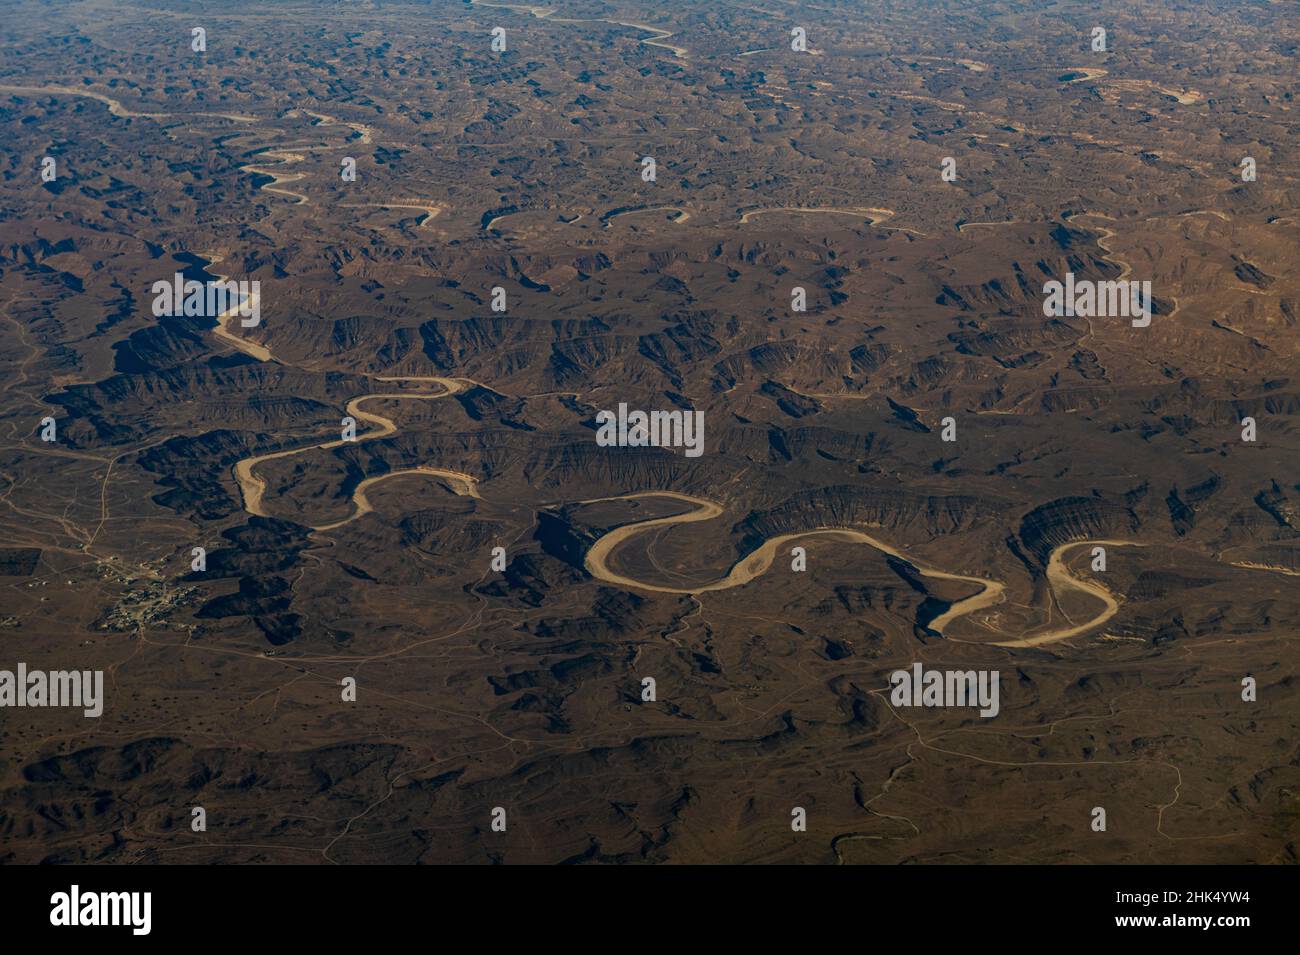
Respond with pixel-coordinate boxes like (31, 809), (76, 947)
(1018, 495), (1140, 564)
(735, 485), (1003, 555)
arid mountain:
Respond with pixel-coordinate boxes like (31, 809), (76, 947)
(0, 0), (1296, 865)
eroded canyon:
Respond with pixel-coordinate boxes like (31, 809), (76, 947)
(0, 0), (1296, 864)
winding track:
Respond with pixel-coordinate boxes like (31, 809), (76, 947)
(212, 286), (1271, 646)
(343, 201), (444, 231)
(991, 540), (1142, 648)
(233, 381), (479, 531)
(240, 148), (310, 205)
(206, 272), (480, 531)
(469, 1), (688, 57)
(602, 206), (691, 227)
(739, 206), (897, 225)
(14, 42), (1272, 660)
(207, 256), (274, 361)
(300, 109), (375, 145)
(0, 83), (257, 122)
(738, 206), (927, 237)
(210, 285), (1200, 650)
(1067, 212), (1131, 280)
(580, 492), (1149, 648)
(1066, 211), (1186, 319)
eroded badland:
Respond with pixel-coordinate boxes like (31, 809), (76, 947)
(0, 0), (1297, 864)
